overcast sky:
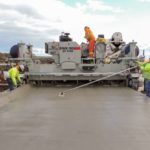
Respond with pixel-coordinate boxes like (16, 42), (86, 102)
(0, 0), (150, 52)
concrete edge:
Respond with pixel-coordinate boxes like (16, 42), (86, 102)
(0, 84), (31, 108)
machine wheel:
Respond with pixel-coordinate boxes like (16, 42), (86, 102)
(128, 79), (132, 87)
(128, 78), (139, 90)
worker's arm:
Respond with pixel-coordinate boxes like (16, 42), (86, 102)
(16, 71), (21, 83)
(136, 61), (147, 71)
(10, 75), (17, 87)
(9, 68), (20, 87)
(9, 69), (16, 86)
(136, 60), (148, 66)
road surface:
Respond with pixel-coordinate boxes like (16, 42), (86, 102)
(0, 86), (150, 150)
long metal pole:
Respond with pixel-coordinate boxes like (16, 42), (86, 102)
(59, 66), (137, 96)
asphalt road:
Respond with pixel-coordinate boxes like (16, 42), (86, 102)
(0, 86), (150, 150)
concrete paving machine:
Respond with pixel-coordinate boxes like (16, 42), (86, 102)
(27, 32), (139, 88)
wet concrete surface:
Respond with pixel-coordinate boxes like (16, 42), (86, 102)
(0, 86), (150, 150)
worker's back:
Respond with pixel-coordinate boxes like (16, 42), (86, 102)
(139, 62), (150, 79)
(8, 67), (18, 78)
(144, 63), (150, 71)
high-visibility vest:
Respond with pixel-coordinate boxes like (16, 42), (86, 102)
(142, 63), (150, 79)
(8, 67), (21, 86)
(84, 28), (95, 41)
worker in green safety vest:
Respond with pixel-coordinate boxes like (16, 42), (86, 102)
(137, 58), (150, 80)
(137, 58), (150, 93)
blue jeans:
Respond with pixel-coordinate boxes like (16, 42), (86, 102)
(6, 78), (14, 91)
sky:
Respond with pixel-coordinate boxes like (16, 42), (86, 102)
(0, 0), (150, 52)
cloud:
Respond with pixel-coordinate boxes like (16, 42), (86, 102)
(0, 20), (61, 51)
(0, 0), (150, 52)
(0, 0), (119, 51)
(76, 0), (123, 14)
(0, 0), (65, 51)
(0, 3), (43, 19)
(139, 0), (150, 2)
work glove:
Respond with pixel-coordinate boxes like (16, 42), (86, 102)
(17, 81), (23, 87)
(13, 85), (17, 89)
(17, 84), (21, 88)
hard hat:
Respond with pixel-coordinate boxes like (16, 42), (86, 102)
(84, 26), (90, 30)
(19, 65), (24, 71)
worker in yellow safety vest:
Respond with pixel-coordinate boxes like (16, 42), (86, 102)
(7, 64), (24, 91)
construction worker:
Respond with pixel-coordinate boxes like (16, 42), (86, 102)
(137, 58), (150, 95)
(84, 26), (95, 58)
(7, 64), (24, 91)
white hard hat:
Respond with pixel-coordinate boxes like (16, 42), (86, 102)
(19, 65), (24, 71)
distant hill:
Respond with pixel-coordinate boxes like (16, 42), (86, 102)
(0, 52), (10, 62)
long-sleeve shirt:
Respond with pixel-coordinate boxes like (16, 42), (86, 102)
(137, 61), (150, 79)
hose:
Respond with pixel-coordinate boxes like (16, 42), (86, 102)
(58, 66), (138, 97)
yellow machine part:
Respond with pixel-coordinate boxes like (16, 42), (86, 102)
(96, 38), (106, 43)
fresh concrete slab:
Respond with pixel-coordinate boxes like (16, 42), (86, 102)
(0, 85), (31, 107)
(0, 86), (150, 150)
